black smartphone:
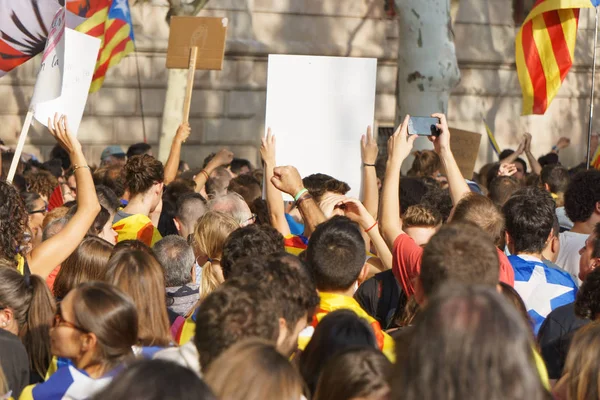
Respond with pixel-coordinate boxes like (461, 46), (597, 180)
(407, 116), (441, 136)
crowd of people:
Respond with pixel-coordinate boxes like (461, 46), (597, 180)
(0, 111), (599, 400)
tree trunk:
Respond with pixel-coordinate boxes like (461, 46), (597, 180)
(157, 0), (209, 162)
(394, 0), (461, 169)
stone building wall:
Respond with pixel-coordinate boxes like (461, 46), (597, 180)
(0, 0), (598, 170)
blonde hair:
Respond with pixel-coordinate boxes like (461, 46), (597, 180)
(105, 250), (172, 347)
(204, 338), (304, 400)
(193, 211), (239, 298)
(561, 322), (600, 400)
(403, 205), (442, 228)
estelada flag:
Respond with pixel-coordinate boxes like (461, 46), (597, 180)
(516, 0), (600, 115)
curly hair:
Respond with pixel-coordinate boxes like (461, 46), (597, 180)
(193, 277), (280, 369)
(25, 170), (58, 199)
(575, 268), (600, 320)
(302, 174), (350, 203)
(564, 170), (600, 223)
(403, 205), (442, 228)
(220, 224), (285, 280)
(93, 166), (126, 198)
(122, 155), (164, 196)
(0, 181), (28, 262)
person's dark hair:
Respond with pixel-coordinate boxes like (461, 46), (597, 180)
(314, 347), (391, 400)
(250, 197), (271, 226)
(220, 224), (285, 280)
(499, 282), (533, 334)
(227, 175), (261, 207)
(488, 176), (521, 207)
(49, 144), (71, 170)
(193, 277), (280, 369)
(564, 170), (600, 223)
(122, 155), (164, 196)
(420, 223), (500, 298)
(1, 152), (24, 182)
(70, 282), (138, 371)
(302, 174), (351, 203)
(25, 170), (58, 199)
(175, 192), (206, 231)
(538, 153), (559, 168)
(502, 187), (555, 254)
(451, 193), (505, 245)
(515, 158), (527, 174)
(399, 177), (429, 215)
(499, 149), (514, 160)
(540, 164), (570, 194)
(298, 310), (378, 395)
(154, 235), (195, 287)
(92, 359), (216, 400)
(0, 181), (28, 262)
(20, 191), (42, 214)
(229, 254), (319, 332)
(0, 267), (55, 378)
(93, 165), (125, 198)
(421, 186), (453, 223)
(126, 143), (152, 159)
(53, 235), (114, 300)
(95, 185), (121, 212)
(306, 216), (365, 292)
(230, 158), (252, 175)
(575, 228), (600, 320)
(163, 179), (196, 205)
(407, 150), (441, 178)
(89, 206), (111, 236)
(41, 159), (63, 179)
(391, 284), (549, 400)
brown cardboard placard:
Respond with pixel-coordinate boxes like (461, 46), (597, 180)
(166, 16), (228, 70)
(448, 128), (482, 180)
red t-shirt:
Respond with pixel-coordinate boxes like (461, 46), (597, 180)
(392, 233), (515, 297)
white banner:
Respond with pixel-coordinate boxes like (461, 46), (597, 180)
(264, 55), (378, 199)
(33, 28), (100, 135)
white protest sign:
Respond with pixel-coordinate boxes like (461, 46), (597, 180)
(264, 55), (377, 199)
(30, 7), (66, 106)
(33, 28), (101, 135)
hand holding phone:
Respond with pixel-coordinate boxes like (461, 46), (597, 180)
(407, 116), (441, 136)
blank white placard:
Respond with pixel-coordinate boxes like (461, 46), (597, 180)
(264, 54), (378, 199)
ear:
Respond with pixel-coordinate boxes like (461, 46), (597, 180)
(505, 231), (513, 253)
(595, 201), (600, 215)
(81, 332), (98, 353)
(551, 236), (559, 253)
(173, 217), (181, 234)
(276, 317), (288, 349)
(0, 308), (13, 327)
(544, 183), (551, 192)
(358, 263), (370, 285)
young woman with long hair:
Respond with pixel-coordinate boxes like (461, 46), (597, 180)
(105, 250), (172, 352)
(192, 211), (239, 298)
(0, 266), (55, 383)
(19, 282), (138, 399)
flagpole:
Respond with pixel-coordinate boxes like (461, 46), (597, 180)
(587, 6), (599, 170)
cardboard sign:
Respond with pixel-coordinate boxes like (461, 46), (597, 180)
(448, 128), (482, 180)
(264, 55), (378, 199)
(33, 28), (101, 135)
(166, 16), (228, 70)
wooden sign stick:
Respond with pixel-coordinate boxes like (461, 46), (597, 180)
(6, 109), (34, 184)
(182, 46), (198, 123)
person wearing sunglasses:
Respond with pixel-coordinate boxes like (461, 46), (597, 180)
(20, 192), (48, 249)
(20, 282), (138, 399)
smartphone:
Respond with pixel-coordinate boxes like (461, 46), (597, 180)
(407, 116), (441, 136)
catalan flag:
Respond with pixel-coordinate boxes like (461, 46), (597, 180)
(516, 0), (600, 115)
(113, 214), (162, 247)
(592, 146), (600, 169)
(75, 0), (134, 92)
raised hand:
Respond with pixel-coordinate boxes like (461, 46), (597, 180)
(388, 115), (417, 163)
(523, 132), (533, 153)
(261, 128), (276, 166)
(336, 198), (376, 230)
(361, 126), (378, 165)
(211, 148), (234, 167)
(430, 113), (451, 154)
(498, 163), (517, 177)
(47, 113), (82, 155)
(175, 123), (191, 143)
(271, 166), (304, 197)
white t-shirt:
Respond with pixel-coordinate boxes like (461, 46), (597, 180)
(556, 231), (588, 286)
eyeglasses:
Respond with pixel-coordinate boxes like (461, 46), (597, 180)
(53, 304), (89, 333)
(28, 202), (48, 215)
(242, 213), (257, 226)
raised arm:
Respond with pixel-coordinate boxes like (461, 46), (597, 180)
(380, 115), (416, 248)
(523, 133), (542, 176)
(261, 129), (290, 236)
(271, 166), (325, 237)
(28, 114), (100, 278)
(339, 198), (392, 270)
(500, 136), (526, 165)
(361, 126), (379, 218)
(430, 113), (470, 206)
(164, 123), (191, 185)
(193, 149), (233, 194)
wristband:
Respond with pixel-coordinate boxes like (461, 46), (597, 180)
(295, 193), (312, 207)
(294, 188), (309, 202)
(72, 164), (90, 172)
(365, 221), (378, 233)
(200, 170), (210, 181)
(363, 163), (376, 167)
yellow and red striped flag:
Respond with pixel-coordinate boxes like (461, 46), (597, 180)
(516, 0), (599, 115)
(73, 0), (134, 92)
(592, 146), (600, 169)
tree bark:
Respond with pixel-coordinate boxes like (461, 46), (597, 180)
(394, 0), (461, 169)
